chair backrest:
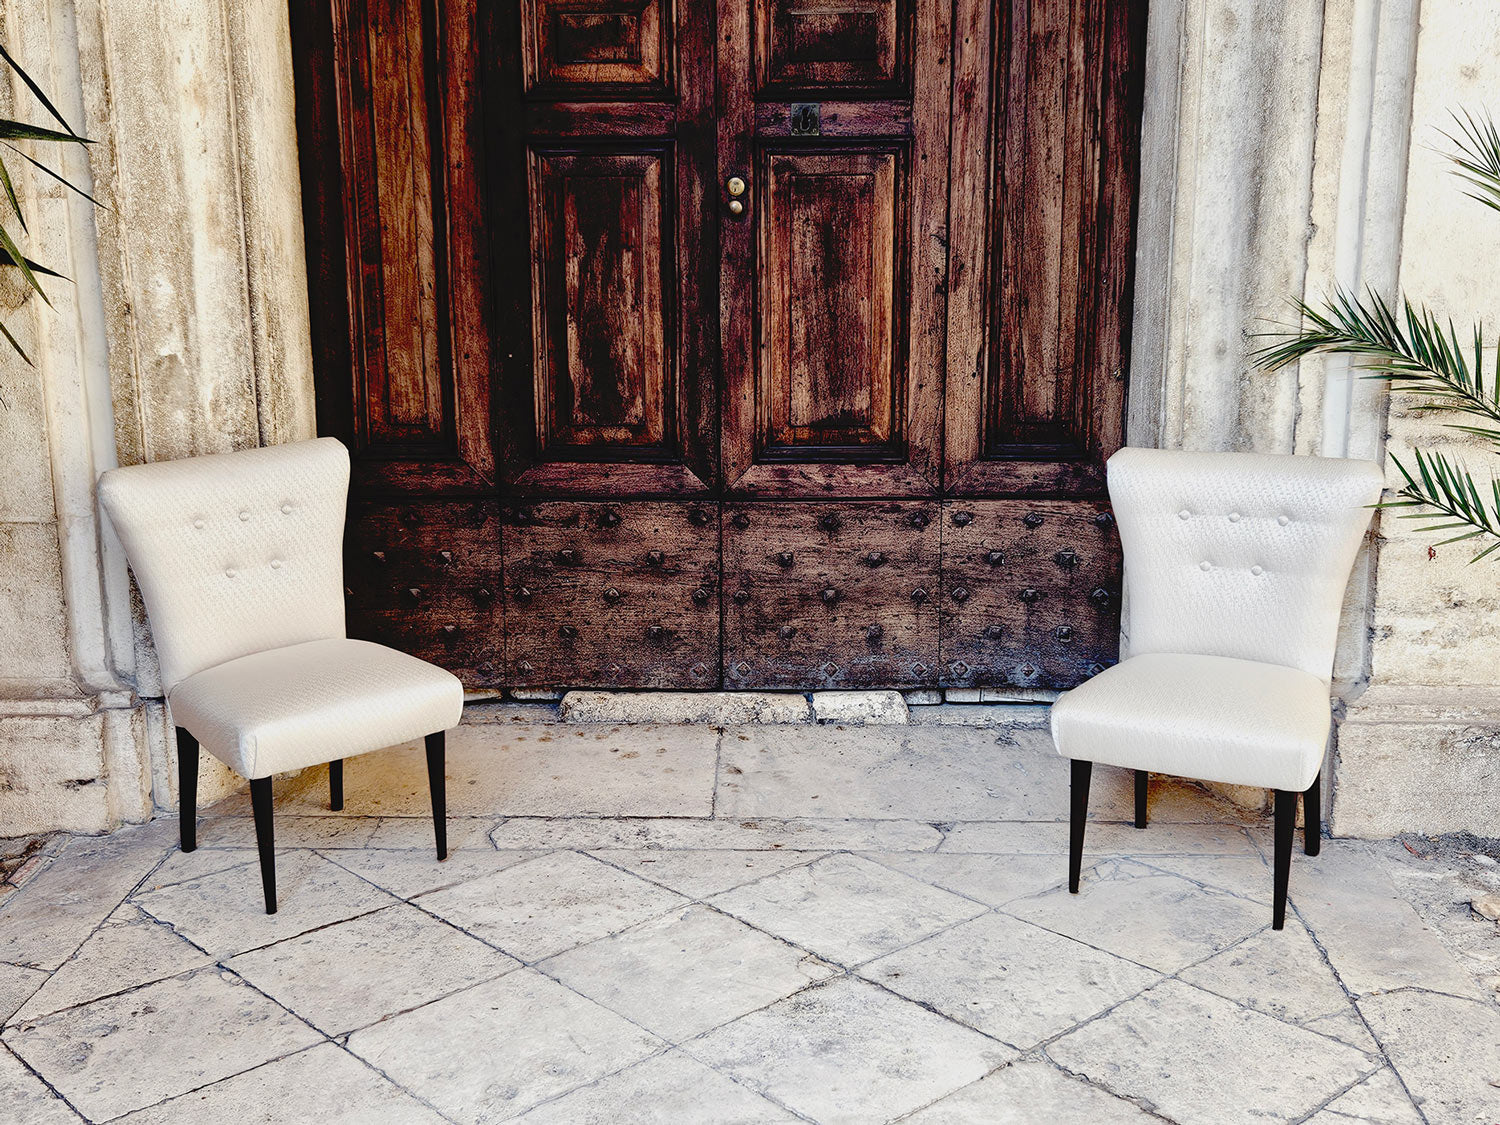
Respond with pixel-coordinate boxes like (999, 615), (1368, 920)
(1107, 447), (1384, 682)
(98, 438), (350, 693)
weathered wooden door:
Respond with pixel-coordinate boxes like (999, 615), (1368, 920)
(292, 0), (1145, 693)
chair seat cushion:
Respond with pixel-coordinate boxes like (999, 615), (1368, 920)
(1049, 652), (1331, 792)
(168, 638), (464, 779)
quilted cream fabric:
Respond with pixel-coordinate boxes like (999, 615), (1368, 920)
(1106, 447), (1384, 680)
(1050, 653), (1333, 790)
(168, 638), (463, 779)
(1052, 447), (1383, 792)
(98, 439), (351, 693)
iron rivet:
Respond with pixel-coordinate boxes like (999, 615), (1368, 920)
(823, 661), (840, 677)
(442, 624), (458, 636)
(518, 660), (534, 673)
(603, 586), (623, 603)
(372, 551), (386, 564)
(648, 624), (666, 640)
(778, 625), (797, 639)
(687, 508), (711, 527)
(736, 661), (752, 676)
(1023, 512), (1044, 529)
(951, 510), (973, 527)
(865, 624), (884, 641)
(477, 587), (493, 601)
(951, 586), (970, 603)
(406, 587), (423, 601)
(732, 512), (750, 529)
(1055, 625), (1074, 642)
(910, 587), (928, 604)
(1089, 587), (1112, 608)
(560, 625), (578, 639)
(599, 508), (622, 528)
(1054, 549), (1078, 570)
(984, 624), (1004, 639)
(692, 587), (711, 606)
(776, 550), (795, 567)
(515, 586), (533, 603)
(1094, 511), (1114, 529)
(818, 513), (841, 532)
(864, 551), (887, 567)
(820, 587), (839, 604)
(912, 663), (928, 676)
(439, 550), (453, 564)
(1019, 587), (1043, 603)
(646, 550), (665, 567)
(557, 548), (578, 565)
(909, 511), (929, 529)
(986, 549), (1005, 567)
(733, 590), (750, 605)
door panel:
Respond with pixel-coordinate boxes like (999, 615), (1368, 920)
(763, 146), (903, 453)
(938, 500), (1121, 690)
(944, 0), (1143, 497)
(719, 0), (949, 497)
(755, 0), (911, 95)
(503, 501), (720, 687)
(490, 0), (715, 497)
(724, 502), (939, 688)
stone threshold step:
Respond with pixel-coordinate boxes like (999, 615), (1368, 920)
(553, 689), (1051, 727)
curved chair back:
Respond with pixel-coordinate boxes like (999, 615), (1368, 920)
(1107, 447), (1383, 682)
(98, 438), (351, 693)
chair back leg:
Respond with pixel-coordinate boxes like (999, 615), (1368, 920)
(1134, 769), (1148, 829)
(329, 759), (344, 811)
(1272, 788), (1297, 929)
(251, 777), (278, 914)
(1303, 772), (1322, 856)
(1069, 759), (1093, 893)
(426, 731), (448, 861)
(176, 728), (199, 853)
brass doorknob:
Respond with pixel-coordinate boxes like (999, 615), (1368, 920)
(727, 175), (746, 196)
(728, 199), (745, 215)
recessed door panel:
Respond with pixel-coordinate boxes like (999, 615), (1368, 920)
(755, 0), (911, 95)
(523, 0), (672, 96)
(762, 146), (904, 454)
(530, 147), (672, 453)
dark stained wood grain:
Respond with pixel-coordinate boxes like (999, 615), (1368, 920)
(754, 0), (912, 96)
(344, 501), (505, 685)
(523, 0), (672, 98)
(503, 502), (720, 687)
(939, 500), (1121, 690)
(724, 502), (939, 688)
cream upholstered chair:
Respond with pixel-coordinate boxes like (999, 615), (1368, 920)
(1051, 447), (1383, 929)
(99, 438), (463, 913)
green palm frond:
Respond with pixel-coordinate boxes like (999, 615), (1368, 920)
(1385, 448), (1500, 561)
(0, 42), (95, 368)
(1441, 107), (1500, 214)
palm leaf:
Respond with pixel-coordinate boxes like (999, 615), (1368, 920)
(2, 143), (102, 207)
(0, 153), (22, 231)
(0, 120), (90, 144)
(0, 247), (65, 278)
(0, 43), (80, 137)
(0, 217), (48, 305)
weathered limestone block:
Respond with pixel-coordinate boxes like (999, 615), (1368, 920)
(812, 692), (909, 726)
(560, 692), (813, 725)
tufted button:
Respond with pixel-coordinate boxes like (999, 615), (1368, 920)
(270, 560), (282, 570)
(1228, 512), (1241, 522)
(193, 519), (205, 530)
(1277, 515), (1290, 526)
(239, 510), (250, 522)
(225, 568), (238, 579)
(1251, 565), (1264, 576)
(281, 504), (293, 515)
(1178, 509), (1190, 520)
(1199, 561), (1211, 571)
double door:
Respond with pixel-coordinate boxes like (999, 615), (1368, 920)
(292, 0), (1146, 691)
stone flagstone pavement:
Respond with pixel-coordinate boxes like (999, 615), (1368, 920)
(0, 703), (1497, 1124)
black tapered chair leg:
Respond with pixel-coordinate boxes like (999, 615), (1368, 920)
(1134, 769), (1148, 829)
(329, 759), (344, 811)
(251, 776), (277, 914)
(1069, 759), (1093, 894)
(176, 728), (199, 853)
(426, 731), (447, 861)
(1272, 788), (1297, 930)
(1303, 772), (1322, 856)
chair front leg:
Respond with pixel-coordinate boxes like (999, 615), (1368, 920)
(1069, 759), (1093, 893)
(1134, 769), (1148, 829)
(1302, 772), (1322, 856)
(426, 731), (447, 861)
(1272, 788), (1297, 930)
(176, 728), (199, 853)
(329, 759), (344, 811)
(251, 777), (278, 914)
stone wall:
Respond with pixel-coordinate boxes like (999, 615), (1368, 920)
(0, 0), (313, 835)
